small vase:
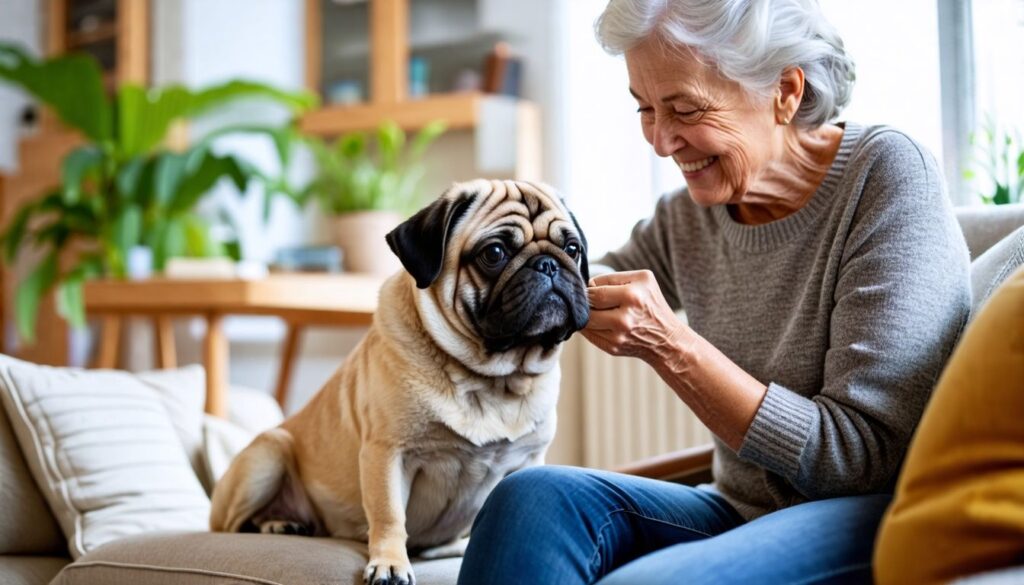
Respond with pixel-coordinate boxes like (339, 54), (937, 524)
(331, 211), (404, 275)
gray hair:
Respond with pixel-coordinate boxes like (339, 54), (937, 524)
(595, 0), (855, 127)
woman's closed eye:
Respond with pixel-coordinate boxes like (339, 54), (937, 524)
(673, 108), (703, 119)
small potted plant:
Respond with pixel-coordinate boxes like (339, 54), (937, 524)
(300, 120), (446, 274)
(964, 116), (1023, 205)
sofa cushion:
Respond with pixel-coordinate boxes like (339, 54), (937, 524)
(0, 555), (70, 585)
(0, 356), (211, 559)
(955, 202), (1024, 260)
(969, 225), (1024, 317)
(0, 389), (64, 555)
(50, 532), (461, 585)
(874, 265), (1024, 584)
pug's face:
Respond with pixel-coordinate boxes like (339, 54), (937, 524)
(386, 179), (590, 358)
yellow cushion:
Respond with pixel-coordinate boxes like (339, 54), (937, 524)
(874, 265), (1024, 584)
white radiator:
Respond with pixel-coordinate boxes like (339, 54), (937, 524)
(578, 340), (712, 470)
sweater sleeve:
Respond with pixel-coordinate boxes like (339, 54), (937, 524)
(596, 191), (684, 310)
(738, 131), (971, 498)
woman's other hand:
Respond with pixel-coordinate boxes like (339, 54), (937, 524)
(583, 270), (688, 366)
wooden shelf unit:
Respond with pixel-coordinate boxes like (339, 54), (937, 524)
(302, 91), (480, 135)
(303, 0), (536, 136)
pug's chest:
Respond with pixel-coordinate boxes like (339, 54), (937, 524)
(424, 371), (560, 446)
(401, 427), (549, 547)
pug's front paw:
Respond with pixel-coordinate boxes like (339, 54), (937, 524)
(363, 557), (415, 585)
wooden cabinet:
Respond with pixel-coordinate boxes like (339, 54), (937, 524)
(301, 0), (541, 180)
(47, 0), (149, 91)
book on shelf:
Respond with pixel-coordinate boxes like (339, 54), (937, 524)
(481, 42), (523, 98)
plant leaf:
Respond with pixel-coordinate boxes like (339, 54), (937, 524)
(108, 205), (142, 277)
(154, 152), (189, 208)
(410, 120), (447, 159)
(190, 80), (317, 118)
(170, 151), (250, 213)
(61, 146), (105, 204)
(117, 84), (194, 157)
(15, 251), (59, 343)
(0, 43), (111, 142)
(2, 199), (39, 263)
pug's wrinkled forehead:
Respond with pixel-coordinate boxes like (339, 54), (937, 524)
(386, 179), (588, 289)
(458, 180), (586, 274)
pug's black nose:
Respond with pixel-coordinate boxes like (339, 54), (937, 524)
(529, 256), (559, 277)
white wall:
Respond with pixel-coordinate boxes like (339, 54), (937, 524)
(0, 0), (41, 172)
(820, 0), (944, 162)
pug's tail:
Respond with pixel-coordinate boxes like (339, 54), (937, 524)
(209, 428), (295, 533)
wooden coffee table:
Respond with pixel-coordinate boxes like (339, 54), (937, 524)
(83, 274), (385, 417)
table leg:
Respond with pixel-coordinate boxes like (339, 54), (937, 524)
(153, 316), (177, 369)
(274, 324), (302, 410)
(93, 315), (122, 369)
(204, 313), (229, 417)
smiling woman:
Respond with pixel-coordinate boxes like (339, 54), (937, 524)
(457, 1), (972, 584)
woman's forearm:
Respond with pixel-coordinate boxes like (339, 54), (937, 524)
(649, 325), (768, 451)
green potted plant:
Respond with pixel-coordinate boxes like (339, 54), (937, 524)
(0, 43), (316, 342)
(964, 116), (1023, 205)
(299, 120), (446, 274)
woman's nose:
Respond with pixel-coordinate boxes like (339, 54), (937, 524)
(651, 116), (685, 157)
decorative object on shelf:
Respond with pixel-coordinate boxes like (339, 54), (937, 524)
(482, 41), (523, 97)
(964, 115), (1023, 205)
(0, 43), (317, 342)
(409, 56), (430, 98)
(452, 68), (482, 93)
(272, 245), (343, 273)
(296, 120), (446, 275)
(326, 79), (363, 105)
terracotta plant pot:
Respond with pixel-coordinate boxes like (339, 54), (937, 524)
(331, 210), (404, 275)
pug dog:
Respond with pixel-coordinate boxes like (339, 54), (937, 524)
(210, 179), (590, 585)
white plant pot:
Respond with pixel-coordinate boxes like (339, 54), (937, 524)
(331, 210), (404, 275)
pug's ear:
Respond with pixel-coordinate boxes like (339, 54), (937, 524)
(386, 191), (477, 289)
(569, 210), (590, 283)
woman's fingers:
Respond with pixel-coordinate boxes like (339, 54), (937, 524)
(589, 269), (652, 287)
(587, 283), (633, 310)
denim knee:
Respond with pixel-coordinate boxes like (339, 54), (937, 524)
(472, 465), (587, 532)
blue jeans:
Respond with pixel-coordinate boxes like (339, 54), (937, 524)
(456, 466), (891, 585)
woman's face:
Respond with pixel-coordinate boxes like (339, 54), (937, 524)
(625, 38), (779, 206)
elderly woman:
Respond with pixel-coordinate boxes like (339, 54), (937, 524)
(456, 0), (971, 584)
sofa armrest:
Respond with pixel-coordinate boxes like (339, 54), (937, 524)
(613, 444), (714, 485)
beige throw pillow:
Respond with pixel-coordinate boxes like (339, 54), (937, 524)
(0, 356), (211, 559)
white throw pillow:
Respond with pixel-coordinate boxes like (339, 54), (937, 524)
(201, 414), (257, 487)
(0, 355), (211, 559)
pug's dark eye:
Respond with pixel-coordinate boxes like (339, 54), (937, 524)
(479, 243), (507, 267)
(564, 242), (580, 260)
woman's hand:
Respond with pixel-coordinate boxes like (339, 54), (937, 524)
(582, 270), (689, 366)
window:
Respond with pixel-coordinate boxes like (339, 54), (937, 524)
(959, 0), (1024, 205)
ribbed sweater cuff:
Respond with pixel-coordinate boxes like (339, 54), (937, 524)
(738, 382), (818, 479)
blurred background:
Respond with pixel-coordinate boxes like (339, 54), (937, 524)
(0, 0), (1021, 467)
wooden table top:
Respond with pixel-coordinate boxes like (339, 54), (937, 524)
(83, 273), (388, 326)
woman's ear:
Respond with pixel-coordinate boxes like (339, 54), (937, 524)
(775, 67), (805, 125)
(385, 190), (477, 289)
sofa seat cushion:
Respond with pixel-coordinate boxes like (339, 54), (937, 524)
(51, 532), (461, 585)
(0, 555), (70, 585)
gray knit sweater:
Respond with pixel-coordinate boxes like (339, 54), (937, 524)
(600, 123), (971, 520)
